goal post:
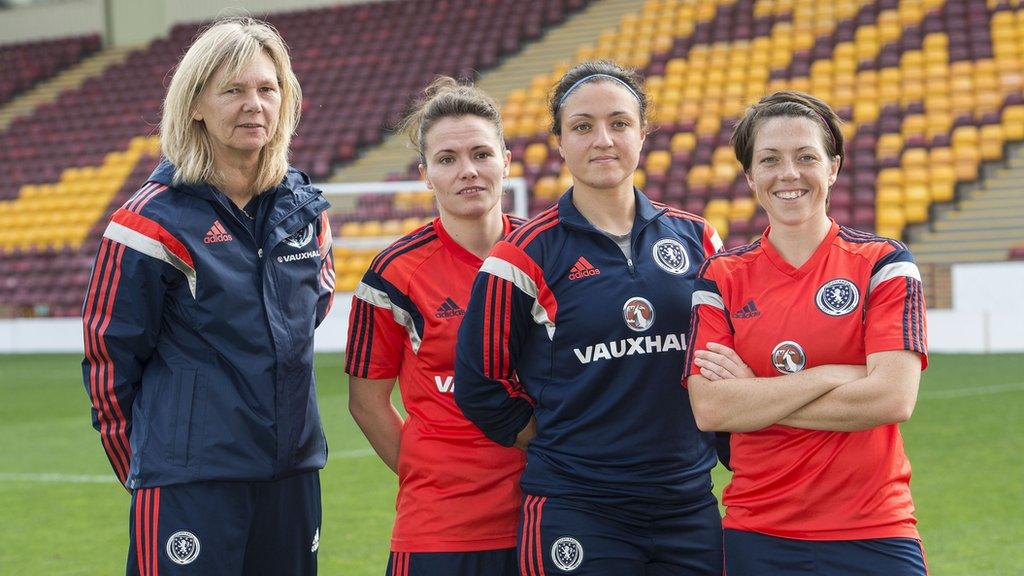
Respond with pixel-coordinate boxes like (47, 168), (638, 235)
(318, 177), (529, 250)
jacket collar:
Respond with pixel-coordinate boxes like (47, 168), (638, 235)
(147, 159), (319, 205)
(557, 187), (666, 232)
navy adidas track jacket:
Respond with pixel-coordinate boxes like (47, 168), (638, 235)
(82, 160), (335, 489)
(455, 189), (722, 505)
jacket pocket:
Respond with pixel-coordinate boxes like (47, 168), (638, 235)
(171, 369), (197, 466)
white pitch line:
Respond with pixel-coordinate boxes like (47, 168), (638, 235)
(0, 448), (378, 484)
(919, 381), (1024, 400)
(0, 472), (113, 484)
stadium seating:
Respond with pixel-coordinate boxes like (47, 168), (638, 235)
(0, 0), (591, 315)
(3, 0), (1024, 315)
(494, 0), (1024, 249)
(0, 34), (100, 105)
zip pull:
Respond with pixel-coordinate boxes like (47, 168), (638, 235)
(258, 248), (264, 258)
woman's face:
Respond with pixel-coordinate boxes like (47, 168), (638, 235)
(745, 115), (838, 229)
(419, 115), (510, 221)
(193, 50), (281, 164)
(556, 80), (645, 194)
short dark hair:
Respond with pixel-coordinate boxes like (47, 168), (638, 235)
(548, 60), (651, 136)
(731, 90), (845, 173)
(399, 76), (505, 163)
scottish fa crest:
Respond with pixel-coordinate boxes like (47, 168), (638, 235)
(652, 238), (689, 275)
(551, 536), (583, 571)
(815, 278), (859, 316)
(284, 223), (314, 249)
(166, 530), (200, 565)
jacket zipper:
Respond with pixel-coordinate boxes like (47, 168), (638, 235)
(562, 208), (667, 277)
(210, 194), (262, 257)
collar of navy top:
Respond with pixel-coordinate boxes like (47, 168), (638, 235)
(558, 187), (667, 235)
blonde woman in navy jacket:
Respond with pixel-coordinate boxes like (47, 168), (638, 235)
(82, 18), (333, 575)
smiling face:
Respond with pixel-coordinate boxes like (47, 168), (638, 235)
(419, 115), (510, 221)
(193, 50), (281, 164)
(556, 80), (645, 195)
(745, 115), (839, 229)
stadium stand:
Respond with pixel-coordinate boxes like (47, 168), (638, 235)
(1, 0), (1023, 317)
(0, 34), (100, 106)
(497, 0), (1024, 250)
(0, 0), (592, 316)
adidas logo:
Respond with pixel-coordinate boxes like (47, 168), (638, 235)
(203, 220), (233, 244)
(733, 300), (760, 319)
(435, 297), (465, 319)
(568, 256), (601, 280)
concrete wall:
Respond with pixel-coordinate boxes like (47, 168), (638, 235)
(4, 262), (1024, 354)
(0, 0), (104, 44)
(0, 0), (388, 46)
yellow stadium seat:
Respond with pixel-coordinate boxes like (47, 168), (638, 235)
(877, 168), (903, 188)
(508, 162), (524, 178)
(853, 101), (879, 124)
(979, 125), (1005, 160)
(704, 199), (730, 220)
(1002, 106), (1024, 140)
(687, 165), (712, 187)
(876, 185), (903, 207)
(557, 172), (574, 192)
(954, 158), (980, 181)
(904, 203), (929, 225)
(339, 222), (361, 237)
(729, 197), (757, 221)
(901, 148), (929, 169)
(903, 166), (929, 188)
(524, 143), (549, 168)
(696, 116), (721, 136)
(710, 163), (737, 186)
(362, 221), (383, 237)
(901, 115), (927, 139)
(534, 176), (559, 200)
(876, 134), (903, 159)
(645, 151), (671, 176)
(708, 216), (729, 241)
(876, 204), (905, 227)
(633, 170), (647, 190)
(929, 166), (956, 203)
(670, 132), (696, 153)
(400, 217), (422, 233)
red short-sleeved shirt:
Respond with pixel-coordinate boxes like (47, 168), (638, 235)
(346, 216), (525, 552)
(685, 220), (927, 540)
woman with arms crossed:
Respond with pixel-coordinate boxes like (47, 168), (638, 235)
(345, 77), (526, 576)
(685, 91), (928, 575)
(455, 61), (724, 576)
(82, 18), (333, 575)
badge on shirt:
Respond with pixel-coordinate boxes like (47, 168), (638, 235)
(652, 238), (689, 275)
(815, 278), (860, 316)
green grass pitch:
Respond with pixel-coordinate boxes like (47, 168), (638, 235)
(0, 352), (1021, 574)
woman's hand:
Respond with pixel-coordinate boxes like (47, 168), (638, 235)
(692, 342), (755, 381)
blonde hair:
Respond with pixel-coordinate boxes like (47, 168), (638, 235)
(160, 17), (301, 193)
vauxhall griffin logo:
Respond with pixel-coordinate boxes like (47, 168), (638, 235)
(771, 341), (806, 374)
(622, 297), (655, 332)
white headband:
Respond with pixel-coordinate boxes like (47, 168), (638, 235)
(556, 73), (642, 109)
